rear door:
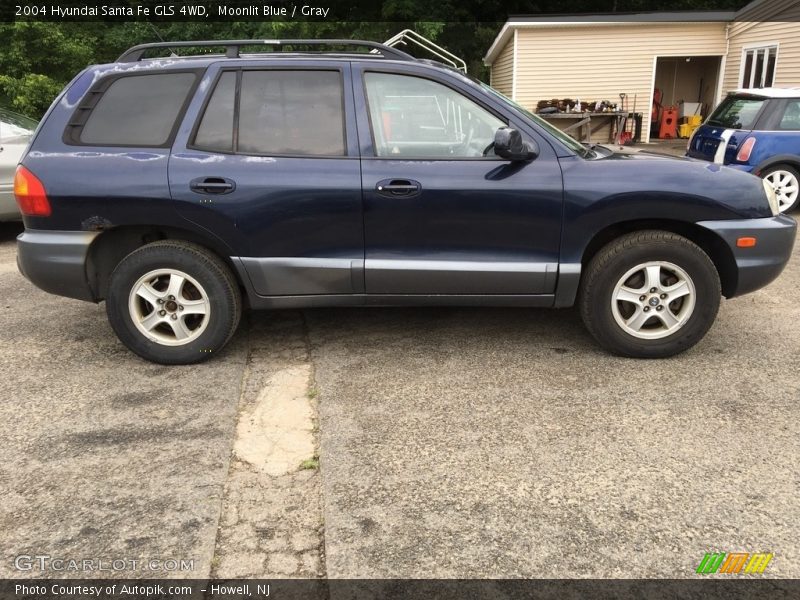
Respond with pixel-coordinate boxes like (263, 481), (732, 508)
(170, 60), (364, 297)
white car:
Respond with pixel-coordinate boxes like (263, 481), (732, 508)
(0, 108), (38, 220)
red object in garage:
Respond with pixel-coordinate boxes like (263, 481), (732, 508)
(659, 106), (678, 139)
(652, 88), (663, 124)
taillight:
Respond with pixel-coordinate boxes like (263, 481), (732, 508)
(14, 166), (51, 217)
(736, 137), (756, 162)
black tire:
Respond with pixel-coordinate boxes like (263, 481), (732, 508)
(761, 164), (800, 213)
(106, 240), (241, 364)
(579, 231), (721, 358)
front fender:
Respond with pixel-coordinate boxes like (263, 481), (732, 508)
(558, 154), (772, 266)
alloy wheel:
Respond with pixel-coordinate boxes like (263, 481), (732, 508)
(764, 169), (799, 213)
(127, 268), (211, 346)
(611, 261), (696, 340)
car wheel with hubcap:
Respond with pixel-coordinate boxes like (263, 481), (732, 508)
(762, 165), (800, 213)
(580, 231), (720, 358)
(107, 240), (241, 364)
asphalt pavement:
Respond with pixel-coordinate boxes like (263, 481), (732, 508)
(0, 218), (797, 579)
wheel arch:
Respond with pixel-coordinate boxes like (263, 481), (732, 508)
(579, 219), (738, 299)
(85, 225), (242, 301)
(753, 155), (800, 177)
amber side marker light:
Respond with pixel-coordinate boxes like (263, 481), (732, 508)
(737, 237), (757, 248)
(14, 165), (51, 217)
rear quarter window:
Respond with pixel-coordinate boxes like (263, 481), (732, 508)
(778, 100), (800, 131)
(66, 72), (198, 147)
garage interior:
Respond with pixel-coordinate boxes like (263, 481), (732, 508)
(652, 56), (722, 138)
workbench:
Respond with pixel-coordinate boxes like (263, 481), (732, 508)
(537, 112), (627, 143)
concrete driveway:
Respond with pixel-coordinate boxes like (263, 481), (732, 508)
(0, 219), (797, 579)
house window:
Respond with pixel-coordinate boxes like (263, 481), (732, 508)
(741, 46), (777, 89)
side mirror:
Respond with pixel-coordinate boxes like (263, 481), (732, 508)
(494, 127), (538, 161)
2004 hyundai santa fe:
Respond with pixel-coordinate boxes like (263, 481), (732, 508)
(14, 40), (797, 364)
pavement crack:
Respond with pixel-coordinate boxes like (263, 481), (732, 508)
(210, 311), (326, 579)
(209, 313), (254, 579)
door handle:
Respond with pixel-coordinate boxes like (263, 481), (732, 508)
(190, 177), (236, 195)
(376, 179), (421, 197)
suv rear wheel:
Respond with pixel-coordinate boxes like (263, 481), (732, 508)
(579, 231), (721, 358)
(106, 241), (241, 364)
(762, 164), (800, 213)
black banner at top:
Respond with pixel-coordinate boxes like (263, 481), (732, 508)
(4, 0), (796, 23)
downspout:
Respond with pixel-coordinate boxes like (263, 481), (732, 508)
(512, 29), (518, 101)
(716, 22), (730, 105)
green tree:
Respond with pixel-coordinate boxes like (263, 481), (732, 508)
(0, 0), (750, 118)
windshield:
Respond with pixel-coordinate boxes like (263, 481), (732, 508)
(477, 81), (592, 158)
(706, 95), (765, 129)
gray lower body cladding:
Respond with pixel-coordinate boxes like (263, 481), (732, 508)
(17, 230), (99, 301)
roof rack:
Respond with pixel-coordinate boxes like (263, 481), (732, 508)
(383, 29), (467, 73)
(117, 39), (416, 63)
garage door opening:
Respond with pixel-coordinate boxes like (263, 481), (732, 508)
(652, 56), (722, 140)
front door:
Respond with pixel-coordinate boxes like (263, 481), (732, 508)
(353, 65), (563, 296)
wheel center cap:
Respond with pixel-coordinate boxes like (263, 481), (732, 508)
(165, 300), (178, 312)
(648, 296), (660, 307)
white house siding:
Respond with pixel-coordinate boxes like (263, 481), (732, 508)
(490, 38), (514, 97)
(722, 0), (800, 92)
(491, 22), (727, 142)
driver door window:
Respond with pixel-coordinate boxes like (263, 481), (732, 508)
(364, 72), (505, 158)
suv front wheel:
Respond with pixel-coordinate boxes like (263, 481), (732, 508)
(106, 240), (242, 364)
(579, 231), (721, 358)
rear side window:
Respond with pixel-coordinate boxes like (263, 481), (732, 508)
(192, 70), (345, 156)
(778, 100), (800, 131)
(70, 72), (197, 146)
(706, 95), (765, 130)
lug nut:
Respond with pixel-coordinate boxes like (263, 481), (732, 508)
(644, 306), (650, 312)
(660, 293), (667, 299)
(178, 305), (184, 311)
(639, 295), (646, 301)
(171, 314), (177, 320)
(168, 295), (175, 301)
(656, 306), (664, 311)
(157, 298), (164, 304)
(159, 310), (166, 316)
(650, 287), (657, 293)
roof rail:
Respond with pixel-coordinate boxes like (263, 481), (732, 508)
(384, 29), (467, 73)
(117, 39), (416, 62)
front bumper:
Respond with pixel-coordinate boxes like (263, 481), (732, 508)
(17, 229), (100, 302)
(698, 215), (797, 297)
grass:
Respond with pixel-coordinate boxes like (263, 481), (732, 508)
(300, 455), (320, 470)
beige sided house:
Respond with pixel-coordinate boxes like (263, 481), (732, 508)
(484, 0), (800, 143)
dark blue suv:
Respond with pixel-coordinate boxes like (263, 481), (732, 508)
(14, 40), (797, 364)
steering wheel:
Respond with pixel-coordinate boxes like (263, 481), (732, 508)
(481, 141), (495, 157)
